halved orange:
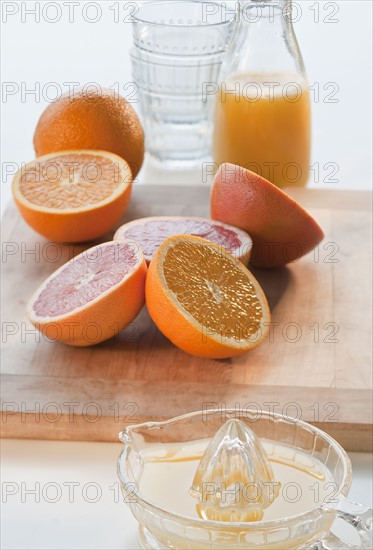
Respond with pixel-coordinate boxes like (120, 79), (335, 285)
(146, 235), (270, 359)
(12, 150), (132, 243)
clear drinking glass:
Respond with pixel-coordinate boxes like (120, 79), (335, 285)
(118, 409), (373, 549)
(131, 1), (236, 167)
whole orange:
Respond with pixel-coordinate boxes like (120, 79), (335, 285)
(33, 89), (145, 178)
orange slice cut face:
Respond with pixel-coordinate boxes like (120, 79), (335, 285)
(146, 235), (271, 359)
(12, 150), (132, 243)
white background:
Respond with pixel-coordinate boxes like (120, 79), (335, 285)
(1, 0), (372, 215)
(1, 1), (372, 549)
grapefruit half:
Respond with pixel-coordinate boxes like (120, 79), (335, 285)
(114, 216), (253, 265)
(27, 241), (147, 347)
(211, 163), (324, 268)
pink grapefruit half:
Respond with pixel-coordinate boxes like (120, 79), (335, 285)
(211, 163), (324, 268)
(113, 216), (253, 265)
(27, 241), (147, 346)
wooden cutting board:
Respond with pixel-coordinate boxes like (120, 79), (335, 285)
(1, 186), (372, 451)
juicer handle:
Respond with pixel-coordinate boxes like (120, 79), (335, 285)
(302, 498), (373, 549)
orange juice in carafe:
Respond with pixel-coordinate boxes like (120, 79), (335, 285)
(213, 72), (311, 187)
(213, 0), (311, 188)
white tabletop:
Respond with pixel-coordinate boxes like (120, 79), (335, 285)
(1, 439), (372, 550)
(1, 2), (372, 549)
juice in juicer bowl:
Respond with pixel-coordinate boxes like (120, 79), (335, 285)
(117, 410), (372, 549)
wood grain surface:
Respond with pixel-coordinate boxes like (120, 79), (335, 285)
(1, 186), (372, 450)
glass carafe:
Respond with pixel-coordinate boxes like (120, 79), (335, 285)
(212, 0), (311, 188)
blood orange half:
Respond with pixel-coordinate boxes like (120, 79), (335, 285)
(114, 216), (253, 265)
(27, 241), (147, 347)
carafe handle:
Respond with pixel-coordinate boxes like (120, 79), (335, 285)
(301, 498), (373, 549)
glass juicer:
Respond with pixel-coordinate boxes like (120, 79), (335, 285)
(118, 409), (372, 549)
